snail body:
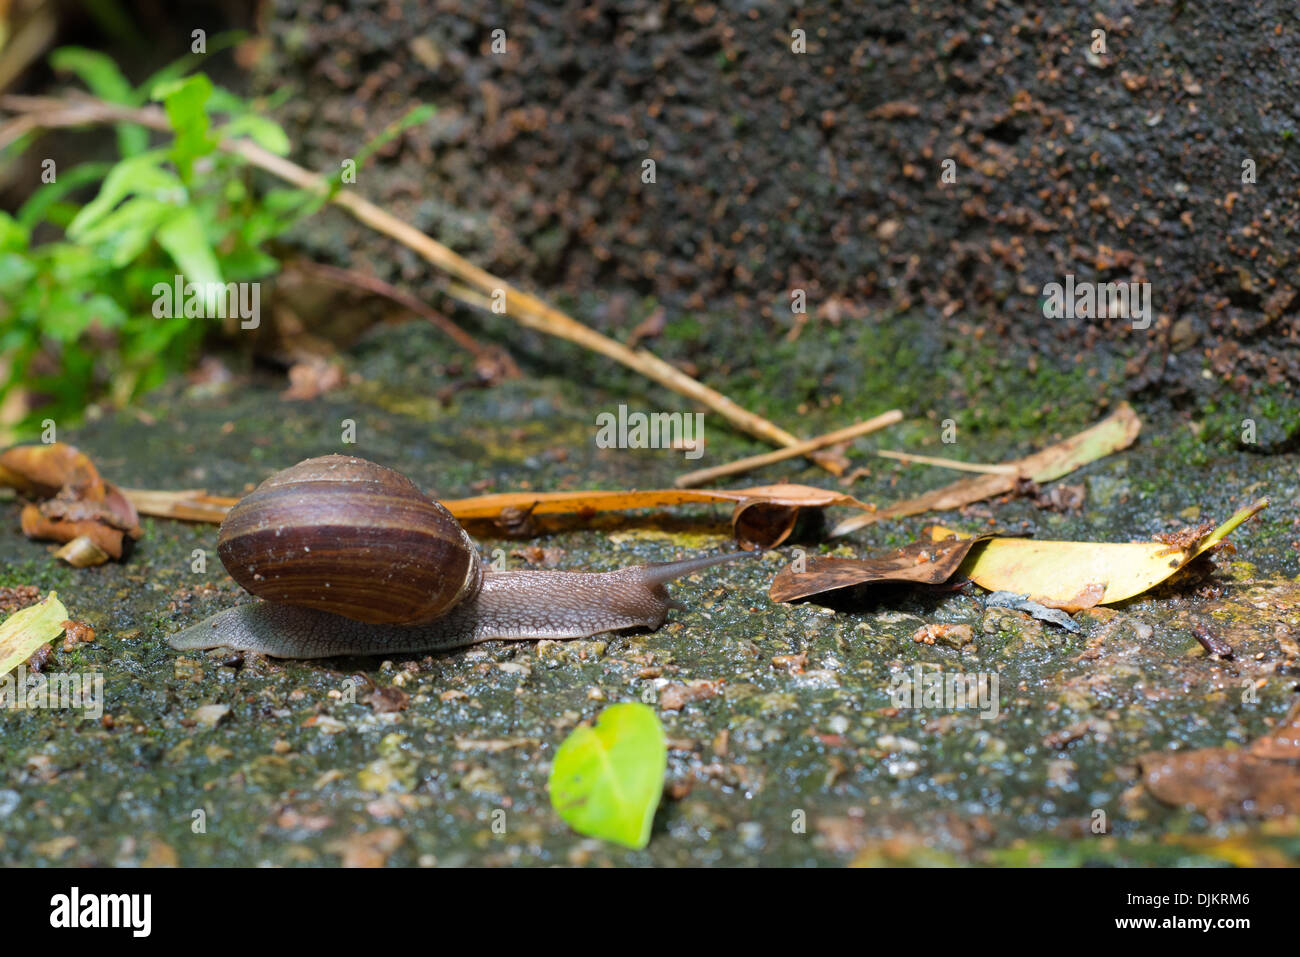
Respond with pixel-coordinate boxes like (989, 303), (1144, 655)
(170, 455), (747, 659)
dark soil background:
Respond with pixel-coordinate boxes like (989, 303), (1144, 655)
(255, 0), (1300, 409)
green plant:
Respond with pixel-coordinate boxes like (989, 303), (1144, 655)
(0, 44), (312, 439)
(0, 42), (434, 442)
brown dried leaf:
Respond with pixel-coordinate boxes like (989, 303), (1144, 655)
(625, 305), (667, 348)
(0, 443), (103, 498)
(867, 101), (921, 119)
(660, 679), (724, 711)
(22, 504), (129, 559)
(732, 502), (800, 549)
(1249, 702), (1300, 761)
(282, 358), (345, 401)
(365, 685), (410, 714)
(442, 483), (872, 519)
(769, 534), (995, 604)
(327, 827), (405, 867)
(1139, 701), (1300, 819)
(3, 443), (141, 561)
(118, 489), (234, 524)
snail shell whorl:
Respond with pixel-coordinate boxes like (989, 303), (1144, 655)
(216, 454), (482, 625)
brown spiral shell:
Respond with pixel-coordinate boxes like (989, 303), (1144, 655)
(216, 455), (482, 625)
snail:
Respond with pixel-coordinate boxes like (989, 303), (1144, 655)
(169, 454), (751, 658)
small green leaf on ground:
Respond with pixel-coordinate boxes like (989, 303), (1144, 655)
(0, 592), (68, 677)
(548, 702), (667, 850)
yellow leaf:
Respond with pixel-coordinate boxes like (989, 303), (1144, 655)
(959, 499), (1268, 605)
(0, 592), (68, 677)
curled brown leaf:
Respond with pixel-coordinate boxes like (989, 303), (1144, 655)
(769, 534), (995, 604)
(1139, 701), (1300, 819)
(1, 443), (142, 562)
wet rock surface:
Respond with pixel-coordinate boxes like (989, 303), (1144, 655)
(258, 0), (1300, 413)
(1, 321), (1298, 866)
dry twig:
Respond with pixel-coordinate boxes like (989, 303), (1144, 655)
(874, 449), (1018, 475)
(287, 259), (521, 381)
(676, 410), (903, 487)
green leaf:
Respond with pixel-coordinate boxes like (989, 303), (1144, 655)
(0, 253), (37, 292)
(220, 114), (291, 155)
(50, 47), (132, 102)
(0, 592), (68, 679)
(548, 702), (666, 849)
(154, 74), (217, 180)
(49, 47), (149, 155)
(17, 161), (114, 229)
(0, 211), (30, 252)
(67, 151), (183, 238)
(75, 197), (172, 265)
(83, 293), (128, 330)
(47, 241), (110, 283)
(218, 246), (281, 281)
(155, 207), (223, 310)
(239, 186), (326, 244)
(206, 85), (251, 116)
(43, 291), (100, 341)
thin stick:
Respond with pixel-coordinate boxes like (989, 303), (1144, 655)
(120, 489), (235, 523)
(0, 95), (844, 476)
(875, 449), (1019, 475)
(0, 6), (57, 94)
(288, 259), (521, 379)
(676, 410), (903, 487)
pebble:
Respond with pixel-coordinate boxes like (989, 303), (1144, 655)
(191, 703), (231, 728)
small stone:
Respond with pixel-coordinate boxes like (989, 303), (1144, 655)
(912, 623), (974, 649)
(459, 766), (503, 796)
(204, 744), (234, 762)
(304, 714), (347, 734)
(877, 734), (921, 753)
(365, 685), (409, 714)
(173, 657), (204, 682)
(660, 679), (723, 711)
(887, 758), (921, 779)
(191, 704), (230, 728)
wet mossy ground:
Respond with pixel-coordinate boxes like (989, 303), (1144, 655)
(2, 319), (1299, 867)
